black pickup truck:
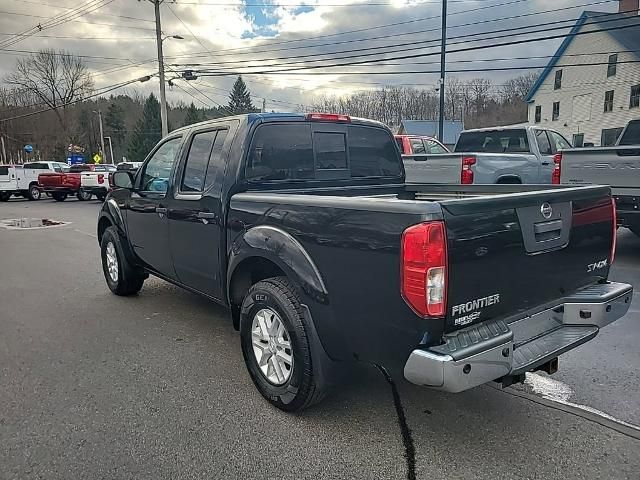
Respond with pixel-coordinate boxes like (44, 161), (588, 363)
(98, 112), (632, 412)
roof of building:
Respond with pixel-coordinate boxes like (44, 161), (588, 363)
(398, 120), (464, 144)
(525, 10), (640, 102)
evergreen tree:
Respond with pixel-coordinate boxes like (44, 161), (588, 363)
(183, 102), (203, 126)
(227, 76), (256, 115)
(127, 93), (162, 162)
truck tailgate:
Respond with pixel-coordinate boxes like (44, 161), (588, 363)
(560, 147), (640, 191)
(403, 154), (461, 183)
(81, 172), (106, 187)
(440, 185), (615, 331)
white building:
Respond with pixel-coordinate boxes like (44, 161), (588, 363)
(525, 1), (640, 146)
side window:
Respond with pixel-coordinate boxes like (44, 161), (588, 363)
(181, 130), (216, 192)
(410, 138), (426, 154)
(314, 132), (347, 170)
(247, 124), (313, 181)
(141, 137), (182, 193)
(204, 129), (228, 191)
(426, 140), (447, 154)
(535, 129), (552, 155)
(548, 131), (572, 153)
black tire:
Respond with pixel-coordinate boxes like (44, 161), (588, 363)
(240, 276), (328, 412)
(629, 224), (640, 237)
(52, 192), (67, 202)
(96, 193), (106, 202)
(100, 226), (145, 296)
(0, 192), (10, 202)
(27, 184), (41, 201)
(77, 189), (92, 201)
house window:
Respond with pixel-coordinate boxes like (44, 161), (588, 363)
(534, 105), (542, 123)
(631, 84), (640, 109)
(607, 54), (617, 77)
(601, 127), (623, 146)
(572, 133), (584, 147)
(554, 70), (562, 90)
(604, 90), (614, 113)
(552, 101), (560, 121)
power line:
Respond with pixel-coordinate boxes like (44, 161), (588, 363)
(0, 33), (156, 40)
(179, 11), (636, 71)
(172, 0), (497, 5)
(170, 0), (616, 63)
(164, 0), (532, 58)
(191, 16), (640, 76)
(4, 0), (156, 23)
(0, 9), (159, 32)
(0, 0), (117, 49)
(0, 75), (155, 122)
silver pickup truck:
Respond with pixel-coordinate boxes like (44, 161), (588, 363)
(559, 119), (640, 235)
(403, 125), (572, 185)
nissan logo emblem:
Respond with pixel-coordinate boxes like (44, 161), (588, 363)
(540, 202), (553, 219)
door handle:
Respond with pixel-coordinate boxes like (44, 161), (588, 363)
(541, 161), (550, 165)
(197, 212), (216, 219)
(155, 207), (168, 214)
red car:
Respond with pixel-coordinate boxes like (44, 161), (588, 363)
(38, 164), (101, 201)
(394, 135), (449, 155)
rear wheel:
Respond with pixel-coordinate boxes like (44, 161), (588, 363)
(0, 192), (10, 202)
(27, 184), (41, 201)
(100, 226), (145, 296)
(77, 189), (92, 201)
(52, 192), (67, 202)
(629, 224), (640, 237)
(240, 276), (328, 412)
(96, 193), (106, 202)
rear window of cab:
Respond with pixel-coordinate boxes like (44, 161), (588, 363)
(246, 123), (402, 182)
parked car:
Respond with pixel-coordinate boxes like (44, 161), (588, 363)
(557, 119), (640, 236)
(80, 164), (117, 201)
(0, 161), (69, 201)
(39, 164), (113, 201)
(403, 126), (572, 185)
(394, 135), (449, 155)
(98, 112), (631, 412)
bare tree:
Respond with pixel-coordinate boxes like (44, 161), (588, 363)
(5, 49), (93, 138)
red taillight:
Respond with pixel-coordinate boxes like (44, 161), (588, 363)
(401, 221), (448, 318)
(305, 112), (351, 123)
(461, 156), (476, 184)
(611, 197), (617, 264)
(552, 152), (562, 184)
(98, 174), (104, 184)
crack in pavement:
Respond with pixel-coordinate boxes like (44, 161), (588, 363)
(375, 365), (416, 480)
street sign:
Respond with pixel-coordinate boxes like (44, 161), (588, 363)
(24, 144), (33, 153)
(67, 154), (85, 165)
(93, 153), (102, 164)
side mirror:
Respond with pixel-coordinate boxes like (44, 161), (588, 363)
(112, 171), (134, 189)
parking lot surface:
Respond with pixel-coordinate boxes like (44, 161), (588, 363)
(1, 198), (639, 479)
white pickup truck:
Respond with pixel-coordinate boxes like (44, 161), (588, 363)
(403, 126), (572, 185)
(0, 161), (69, 201)
(79, 164), (117, 201)
(558, 119), (640, 235)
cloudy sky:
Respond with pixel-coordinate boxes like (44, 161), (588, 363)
(0, 0), (619, 110)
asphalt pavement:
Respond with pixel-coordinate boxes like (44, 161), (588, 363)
(1, 198), (639, 480)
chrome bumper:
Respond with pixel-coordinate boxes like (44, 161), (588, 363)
(404, 282), (633, 393)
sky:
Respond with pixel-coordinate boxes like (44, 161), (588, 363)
(0, 0), (620, 111)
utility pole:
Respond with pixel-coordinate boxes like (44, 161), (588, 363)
(438, 0), (448, 143)
(105, 136), (115, 164)
(262, 98), (266, 113)
(152, 0), (169, 137)
(96, 110), (105, 163)
(0, 135), (6, 163)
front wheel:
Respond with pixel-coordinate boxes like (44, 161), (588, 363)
(100, 226), (145, 296)
(52, 192), (67, 201)
(77, 189), (92, 201)
(28, 184), (41, 201)
(240, 277), (328, 412)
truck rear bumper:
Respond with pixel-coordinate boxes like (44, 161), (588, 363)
(404, 281), (633, 392)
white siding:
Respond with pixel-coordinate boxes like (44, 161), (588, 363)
(527, 23), (640, 146)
